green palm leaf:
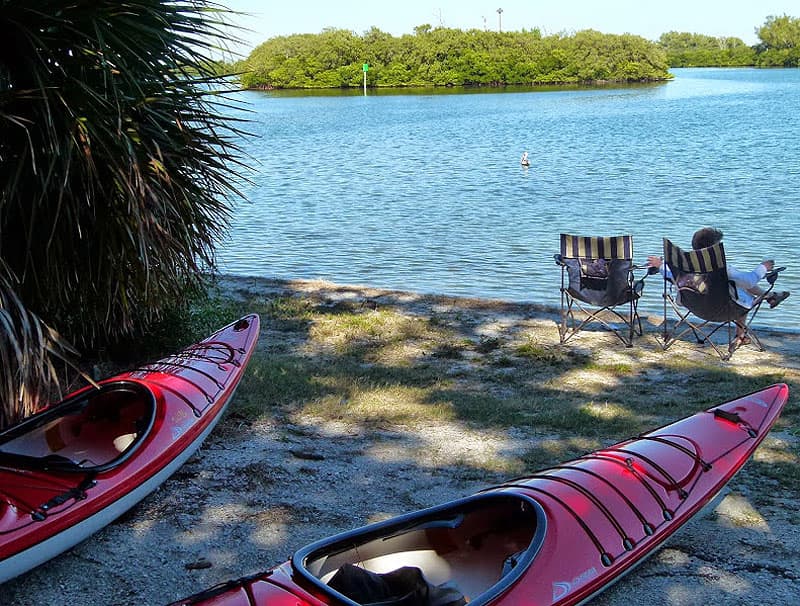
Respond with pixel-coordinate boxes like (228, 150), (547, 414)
(0, 1), (249, 427)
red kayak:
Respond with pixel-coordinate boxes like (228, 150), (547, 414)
(0, 314), (260, 584)
(171, 383), (787, 606)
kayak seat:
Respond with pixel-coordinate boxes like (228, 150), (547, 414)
(0, 381), (156, 473)
(299, 494), (547, 606)
(555, 233), (653, 347)
(328, 564), (466, 606)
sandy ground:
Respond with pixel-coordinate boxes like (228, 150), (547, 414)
(0, 277), (797, 606)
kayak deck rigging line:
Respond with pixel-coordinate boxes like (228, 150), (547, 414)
(32, 475), (98, 521)
(496, 425), (754, 567)
(609, 448), (691, 497)
(520, 472), (635, 551)
(584, 452), (675, 519)
(129, 341), (241, 417)
(546, 464), (657, 536)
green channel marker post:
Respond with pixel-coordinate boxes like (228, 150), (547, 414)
(363, 63), (368, 96)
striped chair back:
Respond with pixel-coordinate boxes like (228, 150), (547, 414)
(560, 234), (633, 261)
(663, 238), (726, 273)
(661, 237), (743, 320)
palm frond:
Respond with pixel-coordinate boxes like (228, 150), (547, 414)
(0, 1), (250, 426)
(0, 266), (79, 427)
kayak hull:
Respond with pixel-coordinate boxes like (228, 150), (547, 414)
(171, 383), (788, 606)
(0, 315), (260, 584)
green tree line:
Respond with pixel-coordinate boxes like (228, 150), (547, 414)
(238, 27), (671, 89)
(235, 14), (800, 90)
(658, 14), (800, 67)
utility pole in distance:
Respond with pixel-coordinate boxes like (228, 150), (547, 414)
(497, 8), (503, 32)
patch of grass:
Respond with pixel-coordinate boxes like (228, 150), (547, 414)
(533, 400), (645, 438)
(430, 390), (544, 427)
(313, 309), (431, 343)
(431, 340), (466, 359)
(491, 356), (516, 367)
(264, 296), (315, 330)
(476, 337), (502, 354)
(302, 383), (458, 426)
(310, 308), (449, 360)
(748, 440), (800, 493)
(230, 354), (320, 418)
(586, 361), (633, 375)
(446, 457), (524, 477)
(516, 337), (589, 364)
(188, 280), (798, 506)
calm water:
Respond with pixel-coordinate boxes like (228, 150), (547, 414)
(217, 68), (800, 329)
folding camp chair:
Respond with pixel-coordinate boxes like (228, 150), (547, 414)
(658, 238), (783, 360)
(554, 234), (652, 347)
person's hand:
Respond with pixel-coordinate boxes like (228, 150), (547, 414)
(647, 255), (663, 269)
(762, 259), (775, 271)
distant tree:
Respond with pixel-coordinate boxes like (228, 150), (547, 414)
(757, 14), (800, 49)
(658, 31), (755, 67)
(756, 14), (800, 66)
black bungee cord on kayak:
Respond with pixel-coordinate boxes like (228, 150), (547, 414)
(521, 472), (637, 551)
(130, 341), (240, 417)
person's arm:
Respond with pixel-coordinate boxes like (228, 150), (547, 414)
(647, 255), (672, 280)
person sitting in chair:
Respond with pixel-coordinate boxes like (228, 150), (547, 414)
(647, 227), (790, 343)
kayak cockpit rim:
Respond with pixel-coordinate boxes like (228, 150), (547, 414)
(292, 492), (547, 606)
(0, 380), (157, 474)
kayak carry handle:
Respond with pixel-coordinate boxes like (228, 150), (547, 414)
(713, 409), (757, 438)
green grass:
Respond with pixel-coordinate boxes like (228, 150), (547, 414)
(515, 337), (588, 364)
(153, 283), (798, 495)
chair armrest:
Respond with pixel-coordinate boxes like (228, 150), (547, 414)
(631, 264), (660, 275)
(765, 266), (786, 285)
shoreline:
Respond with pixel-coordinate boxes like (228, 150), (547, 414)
(215, 273), (800, 337)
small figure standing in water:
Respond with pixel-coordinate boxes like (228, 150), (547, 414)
(520, 151), (530, 166)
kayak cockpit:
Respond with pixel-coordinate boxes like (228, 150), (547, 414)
(0, 381), (156, 473)
(294, 493), (546, 606)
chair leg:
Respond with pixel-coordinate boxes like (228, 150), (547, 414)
(558, 289), (571, 344)
(558, 296), (635, 347)
(626, 298), (635, 348)
(661, 300), (741, 361)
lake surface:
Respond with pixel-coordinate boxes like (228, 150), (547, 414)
(217, 68), (800, 330)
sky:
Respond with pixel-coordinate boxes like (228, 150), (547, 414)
(218, 0), (798, 57)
